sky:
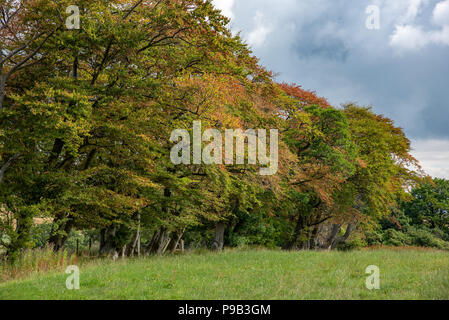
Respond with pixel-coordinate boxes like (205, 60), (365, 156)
(212, 0), (449, 179)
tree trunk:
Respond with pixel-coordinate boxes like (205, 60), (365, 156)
(0, 74), (6, 110)
(145, 229), (160, 253)
(338, 222), (356, 246)
(47, 138), (65, 169)
(283, 216), (305, 250)
(128, 230), (139, 257)
(145, 188), (173, 255)
(48, 218), (74, 251)
(145, 227), (171, 255)
(157, 230), (171, 255)
(180, 240), (184, 253)
(310, 225), (320, 249)
(127, 212), (141, 257)
(137, 231), (141, 257)
(7, 209), (33, 262)
(121, 245), (127, 259)
(326, 224), (342, 250)
(212, 222), (225, 251)
(136, 213), (141, 256)
(328, 222), (356, 250)
(166, 229), (185, 254)
(99, 226), (119, 257)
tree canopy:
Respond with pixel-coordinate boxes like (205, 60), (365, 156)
(0, 0), (433, 261)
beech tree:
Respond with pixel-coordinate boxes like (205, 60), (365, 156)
(319, 105), (423, 249)
(277, 85), (357, 249)
(0, 1), (428, 261)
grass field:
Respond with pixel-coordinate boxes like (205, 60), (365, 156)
(0, 248), (448, 300)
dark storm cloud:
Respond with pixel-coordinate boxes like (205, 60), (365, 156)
(294, 38), (349, 61)
(420, 95), (449, 138)
(293, 21), (350, 61)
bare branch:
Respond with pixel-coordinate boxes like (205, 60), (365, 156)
(6, 28), (57, 80)
(1, 31), (45, 65)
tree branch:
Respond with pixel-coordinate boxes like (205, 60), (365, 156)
(6, 28), (57, 80)
(0, 153), (21, 184)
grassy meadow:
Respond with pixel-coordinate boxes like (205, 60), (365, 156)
(0, 248), (448, 300)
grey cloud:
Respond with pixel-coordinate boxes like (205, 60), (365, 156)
(292, 22), (350, 61)
(411, 139), (449, 179)
(227, 0), (449, 140)
(294, 38), (349, 61)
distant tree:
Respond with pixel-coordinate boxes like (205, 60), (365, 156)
(403, 179), (449, 233)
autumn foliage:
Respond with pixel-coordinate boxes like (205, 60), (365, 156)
(278, 83), (332, 109)
(0, 0), (426, 261)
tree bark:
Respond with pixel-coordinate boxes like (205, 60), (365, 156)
(326, 224), (342, 250)
(327, 222), (357, 250)
(145, 227), (171, 255)
(7, 209), (33, 262)
(145, 229), (159, 253)
(145, 188), (173, 255)
(338, 222), (356, 246)
(166, 228), (185, 254)
(310, 225), (320, 249)
(180, 240), (184, 253)
(47, 138), (65, 169)
(121, 245), (127, 259)
(48, 218), (74, 251)
(212, 222), (225, 251)
(99, 226), (119, 257)
(128, 230), (139, 257)
(127, 212), (141, 257)
(283, 216), (305, 250)
(0, 74), (5, 110)
(157, 229), (171, 255)
(137, 231), (141, 257)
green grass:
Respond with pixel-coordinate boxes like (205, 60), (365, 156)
(0, 248), (448, 300)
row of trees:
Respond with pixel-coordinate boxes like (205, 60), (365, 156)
(1, 0), (427, 261)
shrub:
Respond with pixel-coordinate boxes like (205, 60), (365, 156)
(365, 230), (383, 246)
(407, 227), (449, 250)
(30, 223), (52, 248)
(383, 229), (413, 247)
(337, 237), (366, 251)
(381, 227), (449, 250)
